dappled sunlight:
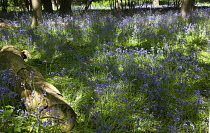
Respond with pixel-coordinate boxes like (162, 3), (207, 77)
(0, 8), (210, 132)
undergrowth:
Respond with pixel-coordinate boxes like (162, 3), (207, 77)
(0, 8), (210, 132)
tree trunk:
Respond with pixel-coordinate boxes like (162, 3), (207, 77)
(21, 0), (30, 11)
(60, 0), (72, 13)
(43, 0), (53, 13)
(128, 1), (136, 9)
(28, 0), (33, 11)
(83, 0), (93, 12)
(152, 0), (159, 7)
(1, 0), (8, 12)
(116, 0), (121, 9)
(31, 0), (42, 27)
(52, 0), (58, 10)
(120, 0), (123, 10)
(181, 0), (195, 18)
(109, 0), (113, 10)
(124, 0), (127, 9)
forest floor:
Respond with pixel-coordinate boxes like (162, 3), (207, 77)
(0, 7), (210, 132)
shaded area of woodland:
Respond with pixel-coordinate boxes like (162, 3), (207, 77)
(0, 0), (209, 12)
(0, 0), (208, 27)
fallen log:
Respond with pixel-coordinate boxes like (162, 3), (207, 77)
(0, 45), (76, 132)
(0, 22), (12, 28)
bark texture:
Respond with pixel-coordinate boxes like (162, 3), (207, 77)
(60, 0), (72, 13)
(181, 0), (195, 18)
(43, 0), (53, 13)
(0, 45), (76, 132)
(31, 0), (42, 27)
(84, 0), (93, 12)
(152, 0), (159, 7)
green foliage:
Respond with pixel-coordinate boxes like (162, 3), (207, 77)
(0, 105), (26, 132)
(0, 8), (209, 132)
(0, 105), (65, 132)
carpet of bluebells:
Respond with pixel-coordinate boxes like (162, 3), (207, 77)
(0, 8), (210, 132)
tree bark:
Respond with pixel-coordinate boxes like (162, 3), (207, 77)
(60, 0), (72, 13)
(31, 0), (42, 27)
(1, 0), (8, 12)
(83, 0), (93, 12)
(0, 45), (76, 132)
(116, 0), (121, 9)
(152, 0), (159, 7)
(21, 0), (31, 11)
(181, 0), (195, 18)
(52, 0), (58, 10)
(43, 0), (53, 13)
(128, 1), (136, 9)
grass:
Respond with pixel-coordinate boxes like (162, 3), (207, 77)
(0, 8), (210, 132)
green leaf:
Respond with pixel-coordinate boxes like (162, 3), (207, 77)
(5, 105), (13, 109)
(15, 116), (23, 119)
(3, 109), (13, 115)
(14, 127), (21, 132)
(4, 115), (13, 121)
(15, 121), (23, 126)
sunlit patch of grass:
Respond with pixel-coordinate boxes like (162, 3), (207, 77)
(198, 50), (210, 63)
